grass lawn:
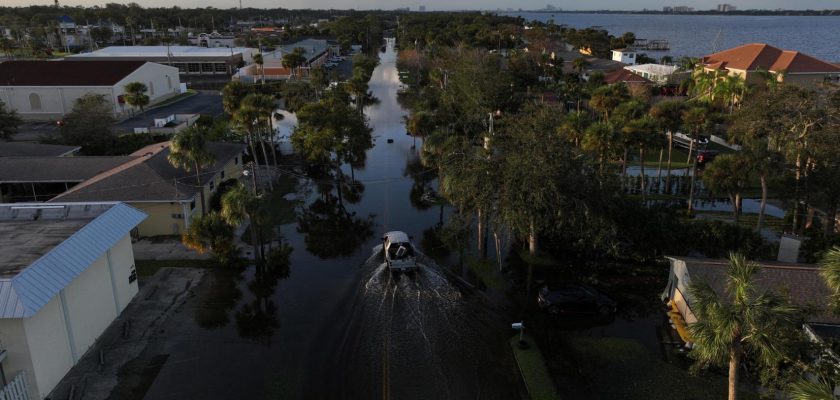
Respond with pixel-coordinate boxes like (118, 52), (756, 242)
(466, 258), (507, 291)
(695, 211), (788, 234)
(632, 147), (692, 169)
(510, 335), (561, 400)
(135, 259), (218, 277)
(568, 337), (757, 400)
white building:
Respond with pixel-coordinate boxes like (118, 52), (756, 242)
(623, 63), (687, 84)
(611, 49), (638, 65)
(0, 202), (146, 399)
(0, 60), (181, 121)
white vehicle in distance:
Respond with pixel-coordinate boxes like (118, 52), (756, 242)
(382, 231), (418, 272)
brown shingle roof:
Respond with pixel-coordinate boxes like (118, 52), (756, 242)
(702, 43), (840, 74)
(678, 257), (839, 324)
(0, 60), (147, 86)
(52, 141), (245, 202)
(604, 69), (652, 85)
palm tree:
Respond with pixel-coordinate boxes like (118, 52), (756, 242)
(238, 94), (277, 190)
(253, 53), (265, 84)
(582, 121), (617, 172)
(689, 253), (800, 400)
(123, 81), (150, 116)
(572, 57), (589, 77)
(650, 100), (687, 194)
(557, 110), (590, 147)
(221, 182), (264, 264)
(622, 115), (658, 202)
(819, 246), (840, 313)
(168, 126), (216, 215)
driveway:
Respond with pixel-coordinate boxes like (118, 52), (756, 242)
(114, 91), (223, 132)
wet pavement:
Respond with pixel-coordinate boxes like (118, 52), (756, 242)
(133, 39), (521, 400)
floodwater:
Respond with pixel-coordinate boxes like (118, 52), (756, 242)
(510, 12), (840, 61)
(139, 39), (520, 400)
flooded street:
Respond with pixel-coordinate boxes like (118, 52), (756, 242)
(139, 39), (520, 400)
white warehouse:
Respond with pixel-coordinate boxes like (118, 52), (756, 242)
(0, 202), (146, 399)
(0, 60), (181, 121)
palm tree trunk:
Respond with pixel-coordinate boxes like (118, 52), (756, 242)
(257, 133), (273, 191)
(665, 133), (674, 193)
(247, 134), (261, 192)
(728, 346), (742, 400)
(656, 146), (663, 193)
(477, 208), (485, 258)
(493, 227), (503, 271)
(526, 219), (538, 294)
(194, 161), (206, 215)
(687, 152), (698, 215)
(793, 150), (802, 233)
(622, 145), (629, 179)
(640, 147), (646, 203)
(757, 174), (768, 233)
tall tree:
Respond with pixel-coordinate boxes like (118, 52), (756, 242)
(650, 100), (687, 193)
(58, 93), (115, 154)
(622, 115), (659, 202)
(181, 212), (237, 263)
(689, 253), (800, 400)
(702, 153), (752, 223)
(123, 81), (150, 116)
(253, 52), (265, 84)
(221, 182), (264, 264)
(168, 126), (216, 215)
(0, 100), (22, 141)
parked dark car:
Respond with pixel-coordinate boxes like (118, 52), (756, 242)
(537, 284), (617, 316)
(696, 150), (719, 167)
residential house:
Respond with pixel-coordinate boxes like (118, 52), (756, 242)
(0, 141), (244, 236)
(0, 60), (181, 121)
(701, 43), (840, 88)
(611, 48), (638, 65)
(663, 256), (839, 344)
(0, 202), (146, 399)
(50, 141), (245, 236)
(603, 69), (652, 87)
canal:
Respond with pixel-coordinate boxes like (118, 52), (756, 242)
(139, 39), (522, 400)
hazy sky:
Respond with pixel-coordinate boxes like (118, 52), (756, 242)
(5, 0), (840, 10)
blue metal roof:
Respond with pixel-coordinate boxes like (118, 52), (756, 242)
(0, 203), (146, 319)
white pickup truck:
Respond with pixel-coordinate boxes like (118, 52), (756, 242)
(382, 231), (418, 272)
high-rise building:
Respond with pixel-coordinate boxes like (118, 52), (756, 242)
(419, 5), (426, 11)
(717, 3), (736, 11)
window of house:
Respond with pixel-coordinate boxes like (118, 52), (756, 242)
(176, 63), (187, 73)
(234, 156), (239, 165)
(220, 170), (225, 179)
(190, 200), (196, 210)
(29, 93), (42, 111)
(166, 75), (172, 89)
(209, 179), (215, 191)
(201, 63), (214, 73)
(188, 63), (200, 73)
(215, 63), (227, 73)
(171, 213), (183, 219)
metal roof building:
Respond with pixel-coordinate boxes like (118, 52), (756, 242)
(0, 202), (146, 399)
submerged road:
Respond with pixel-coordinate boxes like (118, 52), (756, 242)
(137, 38), (520, 400)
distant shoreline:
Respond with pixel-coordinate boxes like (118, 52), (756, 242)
(503, 10), (840, 17)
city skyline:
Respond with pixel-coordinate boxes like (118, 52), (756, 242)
(3, 0), (839, 11)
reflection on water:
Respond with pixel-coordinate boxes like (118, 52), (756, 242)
(296, 190), (375, 259)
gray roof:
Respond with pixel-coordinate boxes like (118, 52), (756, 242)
(277, 38), (330, 63)
(673, 256), (839, 324)
(0, 142), (81, 157)
(0, 156), (136, 183)
(53, 142), (245, 203)
(0, 202), (147, 318)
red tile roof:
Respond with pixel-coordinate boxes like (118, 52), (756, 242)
(0, 60), (147, 86)
(702, 43), (840, 74)
(604, 69), (652, 85)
